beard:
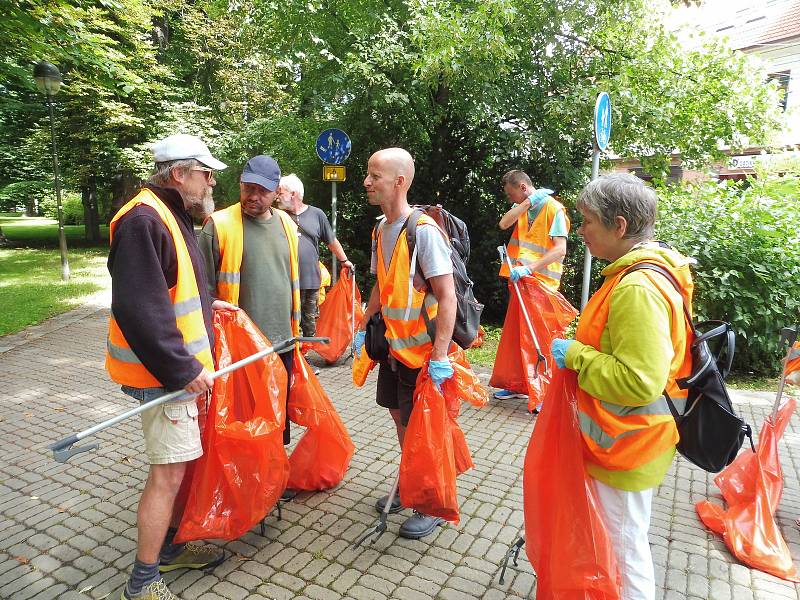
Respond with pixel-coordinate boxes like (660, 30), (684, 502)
(186, 187), (215, 220)
(275, 196), (293, 211)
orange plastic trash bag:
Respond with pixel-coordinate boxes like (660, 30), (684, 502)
(490, 277), (578, 412)
(351, 346), (377, 387)
(469, 325), (486, 348)
(310, 268), (364, 364)
(400, 349), (487, 522)
(696, 398), (799, 581)
(176, 310), (289, 542)
(524, 368), (620, 599)
(287, 350), (356, 490)
(400, 373), (460, 523)
(444, 347), (489, 411)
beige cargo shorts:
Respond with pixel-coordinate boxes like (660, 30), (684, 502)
(122, 386), (204, 465)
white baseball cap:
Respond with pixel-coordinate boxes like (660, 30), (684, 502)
(150, 134), (227, 170)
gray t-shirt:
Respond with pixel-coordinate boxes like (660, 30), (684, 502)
(199, 211), (294, 344)
(290, 205), (334, 290)
(370, 215), (453, 288)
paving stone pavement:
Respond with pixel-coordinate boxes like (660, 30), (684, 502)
(1, 302), (800, 600)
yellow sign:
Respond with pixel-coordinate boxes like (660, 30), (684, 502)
(323, 165), (346, 182)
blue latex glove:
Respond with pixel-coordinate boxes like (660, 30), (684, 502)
(550, 338), (574, 369)
(510, 265), (531, 282)
(528, 187), (554, 203)
(354, 330), (366, 356)
(428, 359), (454, 390)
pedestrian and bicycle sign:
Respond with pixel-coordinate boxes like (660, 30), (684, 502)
(316, 128), (351, 165)
(594, 92), (612, 151)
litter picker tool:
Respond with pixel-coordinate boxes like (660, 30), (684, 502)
(498, 535), (527, 584)
(349, 266), (357, 360)
(498, 245), (547, 378)
(772, 326), (799, 422)
(49, 336), (330, 463)
(352, 470), (400, 549)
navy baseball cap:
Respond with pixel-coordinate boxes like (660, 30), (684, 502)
(240, 155), (281, 191)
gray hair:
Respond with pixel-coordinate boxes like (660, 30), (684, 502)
(279, 173), (304, 199)
(576, 173), (656, 241)
(148, 159), (201, 186)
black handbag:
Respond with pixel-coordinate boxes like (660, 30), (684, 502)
(624, 263), (754, 473)
(365, 312), (390, 362)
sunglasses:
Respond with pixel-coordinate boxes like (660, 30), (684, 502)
(191, 166), (215, 182)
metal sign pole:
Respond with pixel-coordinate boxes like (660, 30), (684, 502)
(580, 146), (601, 309)
(581, 92), (611, 310)
(331, 180), (338, 283)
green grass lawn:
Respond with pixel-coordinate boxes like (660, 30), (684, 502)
(0, 213), (109, 247)
(0, 213), (110, 336)
(465, 324), (502, 367)
(0, 247), (110, 336)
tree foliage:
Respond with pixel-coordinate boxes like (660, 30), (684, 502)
(656, 167), (800, 376)
(0, 0), (787, 339)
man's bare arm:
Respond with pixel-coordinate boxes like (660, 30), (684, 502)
(427, 273), (456, 361)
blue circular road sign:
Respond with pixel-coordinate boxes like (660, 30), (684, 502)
(594, 92), (612, 151)
(316, 128), (351, 165)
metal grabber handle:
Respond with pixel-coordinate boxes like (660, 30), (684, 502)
(48, 336), (330, 463)
(498, 245), (547, 377)
(352, 470), (400, 549)
(772, 326), (799, 422)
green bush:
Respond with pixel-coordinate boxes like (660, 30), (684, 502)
(655, 171), (800, 376)
(40, 192), (84, 225)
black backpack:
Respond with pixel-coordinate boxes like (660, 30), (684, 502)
(405, 206), (484, 349)
(623, 263), (754, 473)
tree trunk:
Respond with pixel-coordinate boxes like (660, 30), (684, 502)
(25, 196), (36, 217)
(428, 80), (451, 204)
(110, 170), (141, 220)
(82, 176), (100, 243)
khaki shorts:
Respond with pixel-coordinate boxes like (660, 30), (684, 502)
(122, 386), (204, 465)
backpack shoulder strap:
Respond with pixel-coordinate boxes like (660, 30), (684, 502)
(622, 262), (695, 335)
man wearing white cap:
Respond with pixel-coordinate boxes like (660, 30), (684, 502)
(107, 134), (236, 600)
(199, 155), (302, 457)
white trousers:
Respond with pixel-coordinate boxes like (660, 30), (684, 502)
(592, 479), (656, 600)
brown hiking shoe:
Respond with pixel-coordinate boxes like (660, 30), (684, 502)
(158, 542), (225, 573)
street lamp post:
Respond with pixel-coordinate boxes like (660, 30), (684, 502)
(34, 61), (70, 281)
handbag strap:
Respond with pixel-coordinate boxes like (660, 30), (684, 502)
(625, 263), (736, 379)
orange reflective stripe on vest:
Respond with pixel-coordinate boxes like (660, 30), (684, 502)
(499, 197), (569, 291)
(209, 204), (301, 336)
(575, 260), (693, 472)
(375, 214), (444, 369)
(105, 189), (213, 387)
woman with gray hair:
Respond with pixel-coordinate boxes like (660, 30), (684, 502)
(550, 173), (695, 599)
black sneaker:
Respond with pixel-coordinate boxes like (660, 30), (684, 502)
(398, 511), (445, 539)
(374, 492), (404, 514)
(281, 488), (298, 502)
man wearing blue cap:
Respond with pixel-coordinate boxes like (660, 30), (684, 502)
(199, 155), (302, 456)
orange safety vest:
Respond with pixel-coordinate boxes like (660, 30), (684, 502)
(375, 213), (446, 369)
(105, 189), (214, 387)
(575, 260), (693, 472)
(785, 341), (800, 378)
(207, 203), (301, 337)
(499, 197), (569, 291)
